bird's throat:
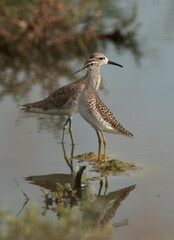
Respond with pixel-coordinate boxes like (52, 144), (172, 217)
(85, 69), (101, 91)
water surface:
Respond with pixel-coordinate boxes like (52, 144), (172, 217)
(1, 0), (174, 239)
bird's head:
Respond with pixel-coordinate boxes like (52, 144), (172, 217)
(74, 53), (123, 74)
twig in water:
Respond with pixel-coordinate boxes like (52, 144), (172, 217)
(15, 179), (30, 200)
(16, 199), (29, 218)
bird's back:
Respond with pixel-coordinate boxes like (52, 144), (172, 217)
(22, 76), (86, 116)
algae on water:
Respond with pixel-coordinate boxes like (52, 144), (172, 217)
(93, 159), (137, 176)
(74, 152), (137, 176)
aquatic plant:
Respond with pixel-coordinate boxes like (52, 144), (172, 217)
(74, 152), (137, 176)
(0, 205), (113, 240)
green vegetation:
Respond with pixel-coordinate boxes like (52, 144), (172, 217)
(94, 159), (137, 176)
(41, 183), (78, 208)
(0, 182), (136, 239)
(74, 152), (137, 176)
(74, 152), (106, 161)
(0, 205), (113, 240)
(0, 183), (136, 239)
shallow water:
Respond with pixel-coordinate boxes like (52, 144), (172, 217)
(1, 0), (174, 239)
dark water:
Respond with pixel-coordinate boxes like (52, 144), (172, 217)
(1, 0), (174, 239)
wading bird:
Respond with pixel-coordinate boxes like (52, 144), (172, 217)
(22, 53), (115, 145)
(75, 57), (134, 163)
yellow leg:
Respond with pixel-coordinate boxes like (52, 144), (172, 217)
(96, 130), (102, 162)
(61, 142), (74, 174)
(70, 143), (74, 159)
(62, 118), (69, 143)
(68, 118), (74, 145)
(101, 131), (107, 163)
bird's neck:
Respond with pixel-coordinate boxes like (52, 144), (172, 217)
(85, 69), (101, 91)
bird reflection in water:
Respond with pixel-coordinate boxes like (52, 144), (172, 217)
(26, 143), (86, 206)
(25, 143), (136, 228)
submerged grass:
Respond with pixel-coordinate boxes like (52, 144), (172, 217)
(74, 152), (138, 176)
(74, 152), (104, 161)
(94, 159), (137, 176)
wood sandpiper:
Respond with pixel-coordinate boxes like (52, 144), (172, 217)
(75, 56), (134, 163)
(22, 53), (108, 145)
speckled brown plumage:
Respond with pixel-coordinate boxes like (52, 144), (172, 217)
(79, 89), (134, 138)
(22, 74), (87, 145)
(23, 76), (86, 113)
(95, 93), (134, 138)
(77, 57), (134, 163)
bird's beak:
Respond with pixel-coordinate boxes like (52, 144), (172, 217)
(73, 66), (86, 74)
(108, 60), (123, 68)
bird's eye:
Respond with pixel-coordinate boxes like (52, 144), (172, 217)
(99, 57), (104, 60)
(90, 63), (93, 66)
